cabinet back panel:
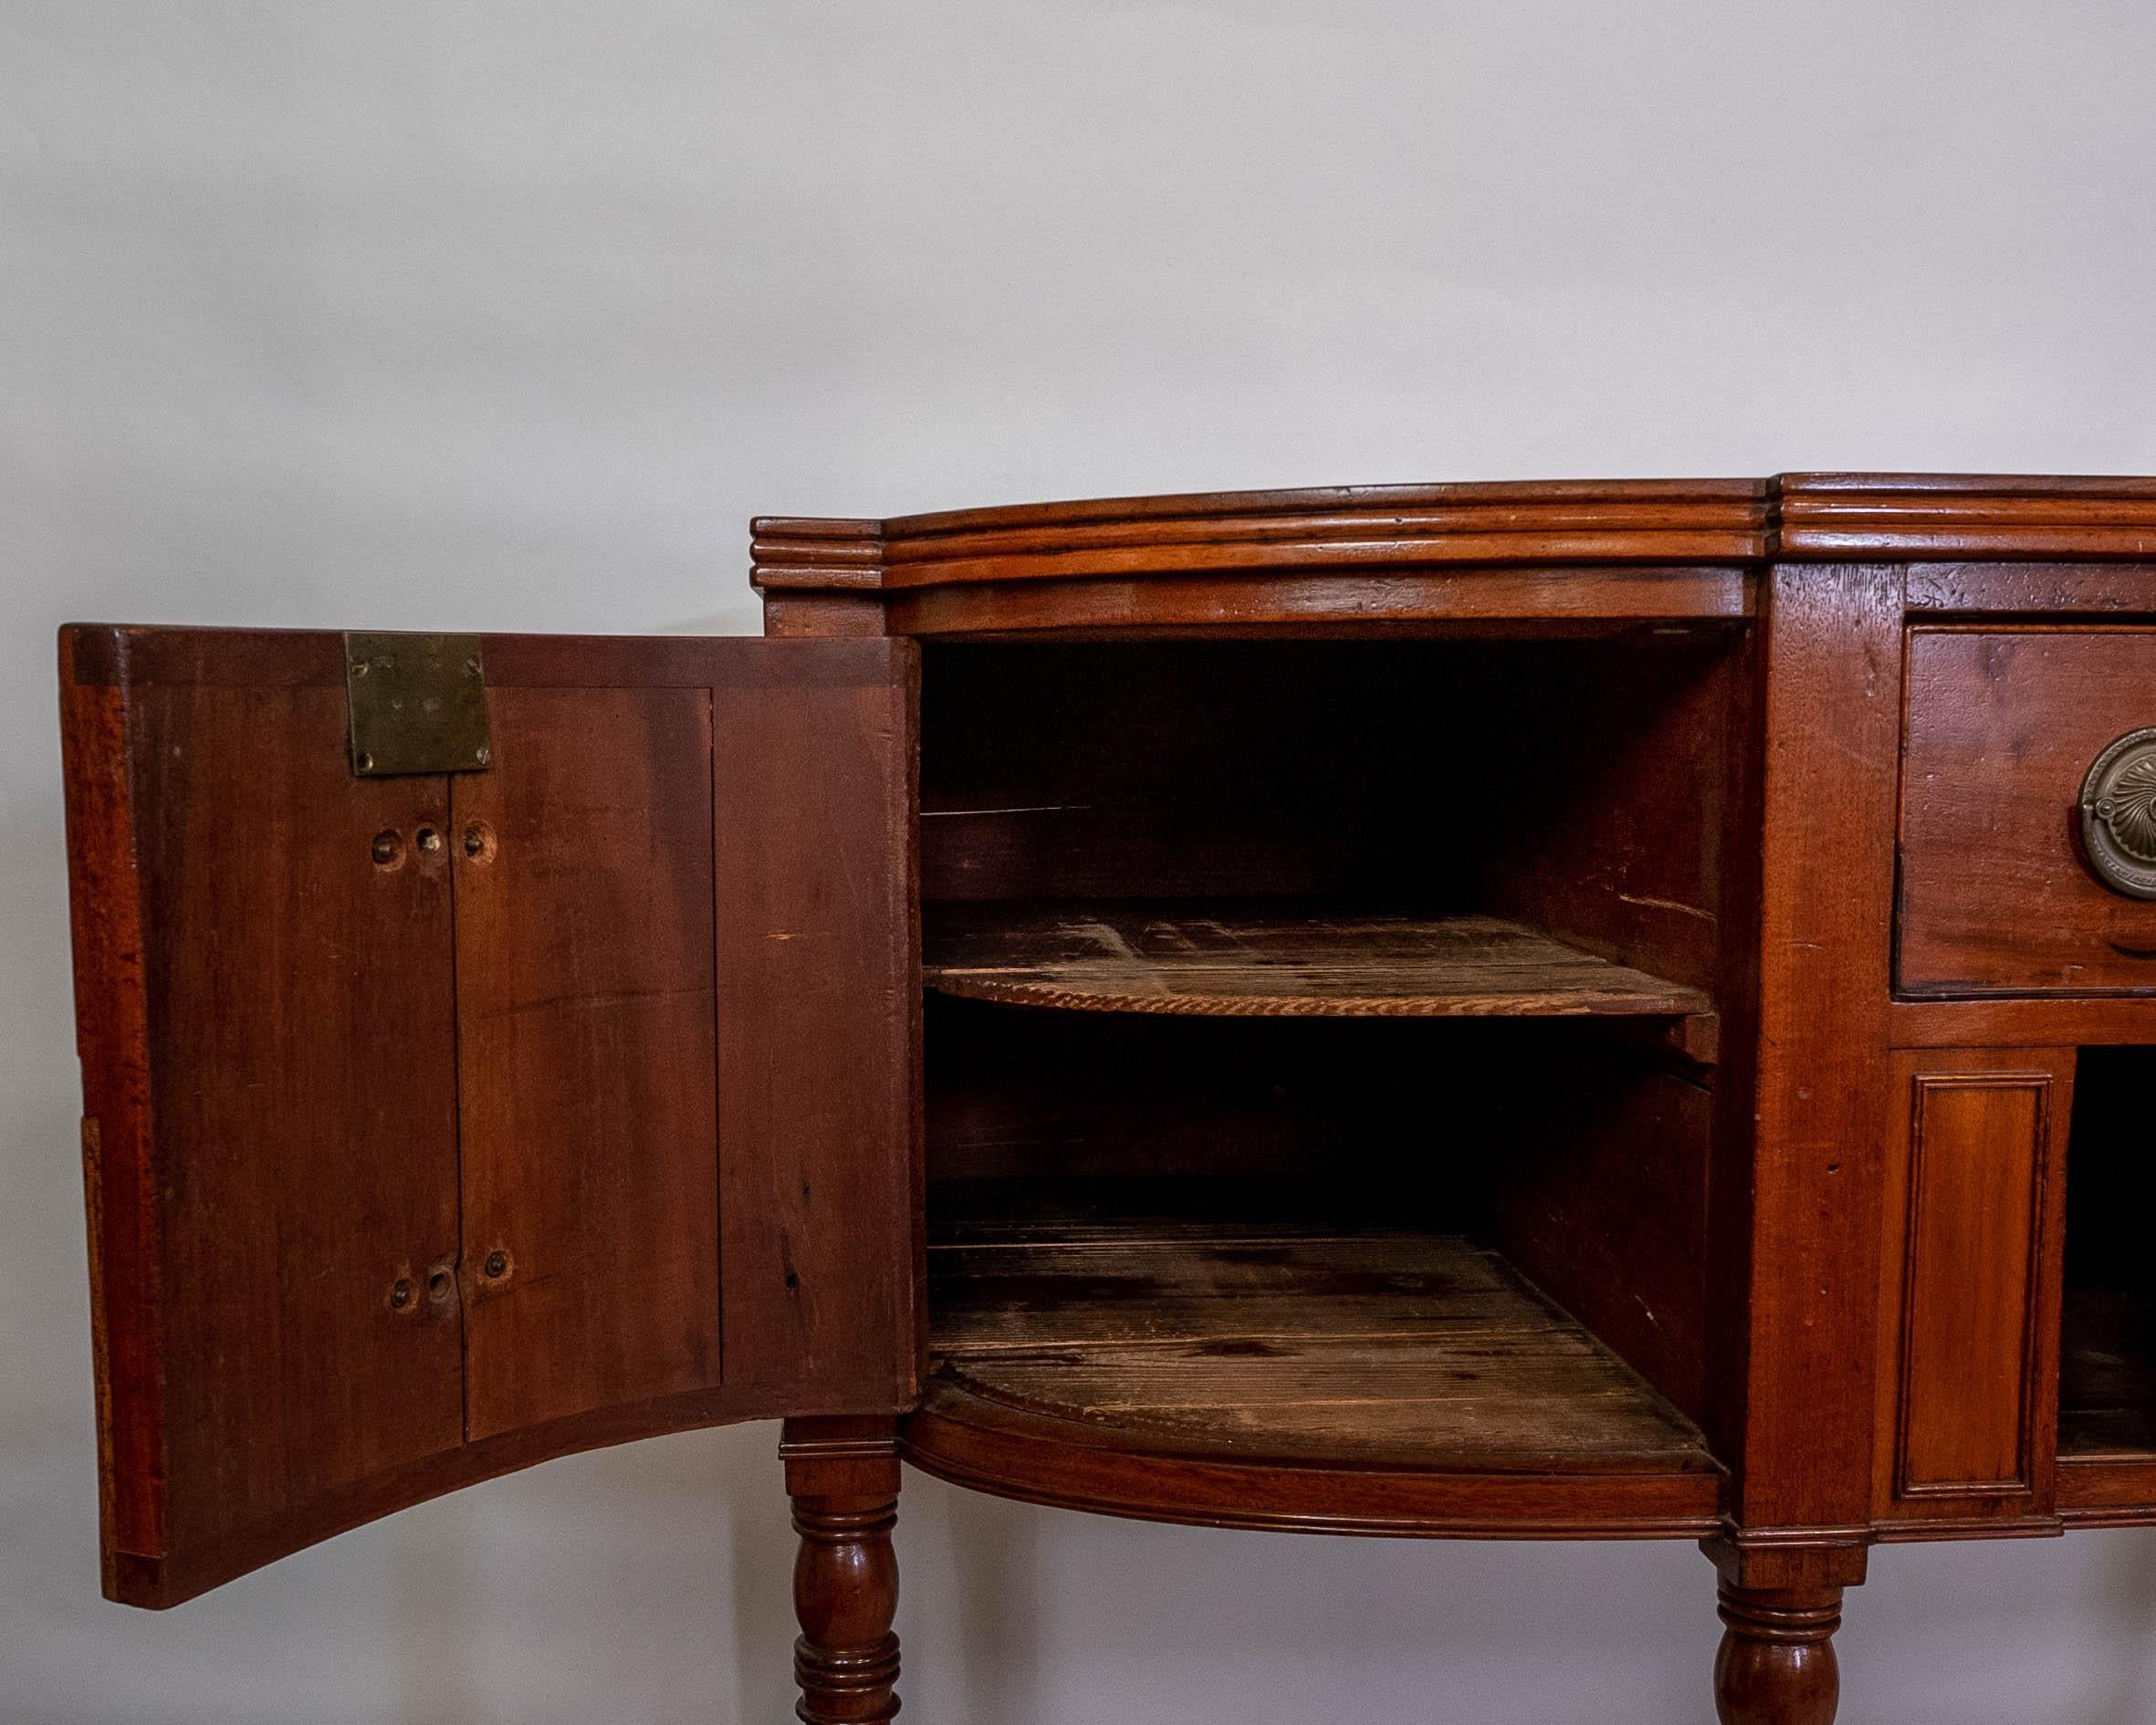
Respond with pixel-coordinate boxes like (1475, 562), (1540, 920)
(918, 634), (1743, 1000)
(921, 641), (1470, 904)
(927, 996), (1563, 1206)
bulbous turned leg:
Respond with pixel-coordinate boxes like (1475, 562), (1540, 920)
(785, 1418), (901, 1725)
(1713, 1584), (1842, 1725)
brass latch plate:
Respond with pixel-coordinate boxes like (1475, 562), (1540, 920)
(343, 632), (493, 777)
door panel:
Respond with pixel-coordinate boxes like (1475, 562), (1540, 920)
(715, 659), (924, 1405)
(1873, 1047), (2071, 1523)
(59, 626), (919, 1607)
(61, 629), (466, 1605)
(455, 684), (722, 1440)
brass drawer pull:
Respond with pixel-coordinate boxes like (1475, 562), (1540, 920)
(2079, 727), (2156, 898)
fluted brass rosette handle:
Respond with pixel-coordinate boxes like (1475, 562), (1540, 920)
(2079, 727), (2156, 899)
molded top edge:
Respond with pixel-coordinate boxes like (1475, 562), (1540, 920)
(751, 474), (2156, 597)
(1776, 471), (2156, 498)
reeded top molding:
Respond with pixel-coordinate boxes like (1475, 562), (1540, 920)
(752, 474), (2156, 596)
(1774, 473), (2156, 559)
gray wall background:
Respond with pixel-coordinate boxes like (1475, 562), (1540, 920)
(6, 3), (2156, 1720)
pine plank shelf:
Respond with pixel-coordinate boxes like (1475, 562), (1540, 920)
(901, 1221), (1726, 1538)
(923, 903), (1714, 1020)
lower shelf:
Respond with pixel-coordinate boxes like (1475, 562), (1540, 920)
(901, 1219), (1725, 1538)
(2059, 1286), (2156, 1457)
(2057, 1286), (2156, 1521)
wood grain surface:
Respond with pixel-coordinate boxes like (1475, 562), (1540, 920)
(756, 474), (2156, 643)
(58, 626), (922, 1607)
(928, 1221), (1718, 1473)
(1871, 1051), (2068, 1523)
(454, 682), (722, 1440)
(1900, 627), (2156, 994)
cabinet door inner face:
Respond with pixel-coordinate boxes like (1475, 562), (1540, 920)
(454, 683), (721, 1440)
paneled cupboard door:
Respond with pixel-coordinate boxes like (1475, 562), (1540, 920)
(1872, 1047), (2071, 1528)
(58, 626), (921, 1607)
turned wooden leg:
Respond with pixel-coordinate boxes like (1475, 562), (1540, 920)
(1713, 1583), (1842, 1725)
(783, 1417), (901, 1725)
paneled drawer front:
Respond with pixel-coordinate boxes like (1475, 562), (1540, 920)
(1901, 628), (2156, 996)
(1874, 1049), (2069, 1522)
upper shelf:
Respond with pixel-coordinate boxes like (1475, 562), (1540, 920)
(753, 474), (2156, 637)
(923, 904), (1711, 1021)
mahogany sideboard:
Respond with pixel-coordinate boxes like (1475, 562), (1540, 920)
(56, 473), (2156, 1724)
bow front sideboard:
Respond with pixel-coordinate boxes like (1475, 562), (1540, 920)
(55, 474), (2156, 1724)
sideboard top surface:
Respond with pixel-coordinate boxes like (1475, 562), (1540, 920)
(753, 473), (2156, 590)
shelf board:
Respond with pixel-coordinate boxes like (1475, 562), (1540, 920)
(924, 903), (1712, 1020)
(923, 1221), (1720, 1479)
(2057, 1287), (2156, 1521)
(2060, 1286), (2156, 1458)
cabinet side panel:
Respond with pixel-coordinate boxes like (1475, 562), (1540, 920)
(455, 686), (722, 1440)
(59, 636), (163, 1582)
(715, 641), (922, 1407)
(1491, 1056), (1711, 1423)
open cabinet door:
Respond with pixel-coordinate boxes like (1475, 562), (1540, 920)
(59, 626), (920, 1608)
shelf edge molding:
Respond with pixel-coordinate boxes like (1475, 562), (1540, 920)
(900, 1379), (1726, 1541)
(923, 906), (1714, 1022)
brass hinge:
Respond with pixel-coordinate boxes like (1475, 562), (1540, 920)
(343, 632), (493, 777)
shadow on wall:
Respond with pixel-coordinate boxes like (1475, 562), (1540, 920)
(350, 1422), (1713, 1725)
(945, 1477), (1043, 1723)
(2098, 1532), (2156, 1725)
(26, 1396), (2156, 1724)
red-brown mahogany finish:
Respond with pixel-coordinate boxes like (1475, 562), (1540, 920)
(57, 476), (2156, 1725)
(1714, 1584), (1843, 1725)
(58, 627), (920, 1606)
(785, 1417), (904, 1725)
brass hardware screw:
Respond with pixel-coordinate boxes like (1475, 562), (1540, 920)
(389, 1278), (413, 1310)
(484, 1251), (508, 1279)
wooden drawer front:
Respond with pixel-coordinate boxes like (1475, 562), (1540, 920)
(1875, 1051), (2068, 1520)
(1901, 628), (2156, 995)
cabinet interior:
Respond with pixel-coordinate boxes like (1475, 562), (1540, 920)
(917, 632), (1749, 1477)
(2061, 1046), (2156, 1461)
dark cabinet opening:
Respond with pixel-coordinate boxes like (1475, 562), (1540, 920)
(2061, 1045), (2156, 1461)
(909, 632), (1749, 1520)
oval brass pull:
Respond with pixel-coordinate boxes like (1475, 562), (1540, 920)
(2079, 727), (2156, 899)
